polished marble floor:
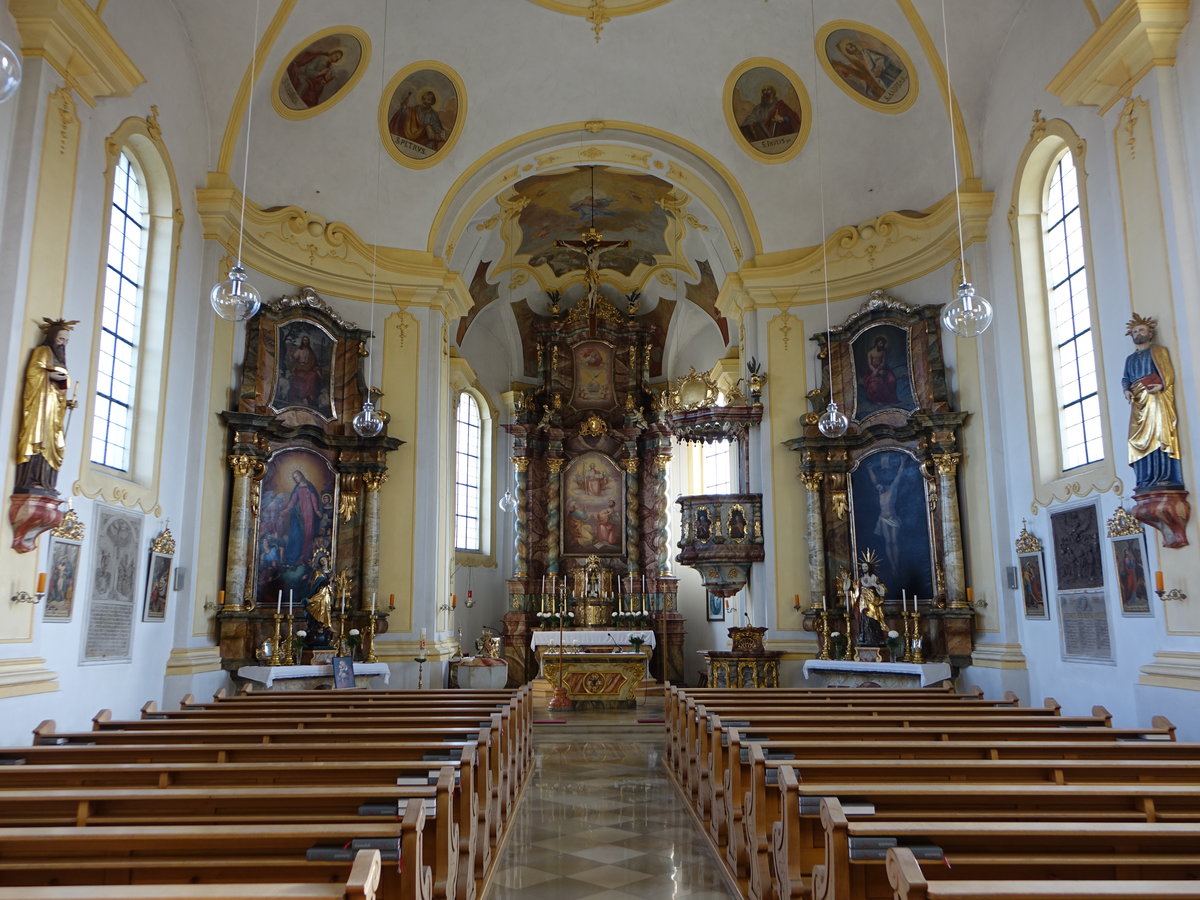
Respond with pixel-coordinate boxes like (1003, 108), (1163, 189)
(483, 698), (739, 900)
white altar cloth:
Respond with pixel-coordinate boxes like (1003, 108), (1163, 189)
(530, 629), (656, 649)
(802, 659), (951, 688)
(238, 662), (391, 689)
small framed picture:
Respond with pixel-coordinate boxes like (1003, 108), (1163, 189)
(1111, 534), (1152, 616)
(1017, 551), (1049, 619)
(142, 551), (172, 622)
(331, 655), (356, 689)
(706, 591), (725, 622)
(44, 536), (83, 621)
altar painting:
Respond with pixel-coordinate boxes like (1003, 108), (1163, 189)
(849, 449), (933, 599)
(571, 341), (616, 410)
(851, 323), (916, 420)
(562, 452), (624, 556)
(271, 319), (336, 421)
(255, 449), (337, 609)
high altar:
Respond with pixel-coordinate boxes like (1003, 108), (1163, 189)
(498, 264), (685, 691)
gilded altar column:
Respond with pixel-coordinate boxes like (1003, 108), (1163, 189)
(546, 458), (563, 574)
(652, 452), (672, 574)
(513, 456), (530, 578)
(225, 455), (265, 608)
(802, 471), (826, 602)
(622, 457), (640, 576)
(933, 453), (966, 605)
(361, 471), (387, 606)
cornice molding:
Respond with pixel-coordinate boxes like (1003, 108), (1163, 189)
(968, 643), (1030, 670)
(164, 646), (222, 677)
(735, 182), (993, 309)
(1139, 650), (1200, 691)
(0, 657), (59, 698)
(11, 0), (144, 106)
(196, 173), (472, 319)
(1047, 0), (1190, 114)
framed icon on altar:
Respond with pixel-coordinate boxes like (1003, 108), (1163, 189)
(331, 655), (356, 689)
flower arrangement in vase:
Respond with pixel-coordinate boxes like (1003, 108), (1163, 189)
(829, 631), (847, 660)
(886, 629), (903, 662)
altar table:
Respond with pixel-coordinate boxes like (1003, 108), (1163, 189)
(801, 659), (952, 689)
(537, 649), (651, 707)
(237, 662), (391, 690)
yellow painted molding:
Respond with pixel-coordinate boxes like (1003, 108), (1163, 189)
(968, 643), (1029, 670)
(1047, 0), (1190, 114)
(11, 0), (143, 106)
(1138, 650), (1200, 691)
(164, 646), (223, 677)
(196, 173), (471, 318)
(0, 657), (59, 698)
(738, 183), (992, 308)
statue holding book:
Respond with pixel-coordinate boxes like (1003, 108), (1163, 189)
(1122, 314), (1183, 489)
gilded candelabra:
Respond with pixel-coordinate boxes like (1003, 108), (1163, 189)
(813, 607), (832, 660)
(904, 609), (924, 663)
(281, 614), (296, 665)
(269, 613), (283, 666)
(335, 611), (348, 656)
(364, 612), (378, 663)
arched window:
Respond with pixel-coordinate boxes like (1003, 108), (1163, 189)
(701, 440), (734, 494)
(454, 392), (482, 551)
(91, 151), (146, 471)
(78, 113), (181, 512)
(1010, 118), (1113, 504)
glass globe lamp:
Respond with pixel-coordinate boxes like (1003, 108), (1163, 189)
(497, 489), (518, 513)
(817, 401), (848, 438)
(209, 264), (262, 321)
(942, 282), (993, 338)
(0, 40), (21, 104)
(352, 400), (384, 437)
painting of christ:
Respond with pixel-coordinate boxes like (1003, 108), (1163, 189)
(849, 449), (933, 599)
(571, 340), (616, 410)
(271, 320), (336, 421)
(851, 323), (916, 420)
(562, 451), (624, 557)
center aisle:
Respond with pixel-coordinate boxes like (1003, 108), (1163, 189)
(483, 695), (740, 900)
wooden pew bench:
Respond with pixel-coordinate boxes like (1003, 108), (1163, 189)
(814, 815), (1200, 900)
(886, 846), (1200, 900)
(0, 848), (382, 900)
(770, 778), (1200, 900)
(0, 820), (427, 900)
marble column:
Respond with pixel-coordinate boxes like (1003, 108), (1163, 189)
(622, 457), (640, 577)
(546, 458), (562, 574)
(513, 456), (530, 578)
(361, 470), (387, 607)
(801, 471), (825, 603)
(225, 454), (265, 608)
(933, 453), (966, 606)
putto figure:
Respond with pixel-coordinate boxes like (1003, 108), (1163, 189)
(15, 318), (78, 495)
(1121, 313), (1183, 489)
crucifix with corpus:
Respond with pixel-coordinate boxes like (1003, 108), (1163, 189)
(555, 225), (630, 333)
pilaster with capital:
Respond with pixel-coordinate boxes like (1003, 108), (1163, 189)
(360, 470), (388, 606)
(225, 454), (265, 607)
(513, 456), (530, 577)
(622, 455), (641, 576)
(546, 456), (563, 574)
(801, 471), (826, 604)
(932, 452), (965, 605)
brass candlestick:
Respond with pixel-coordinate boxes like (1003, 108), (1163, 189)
(814, 608), (832, 660)
(269, 613), (283, 666)
(906, 610), (925, 663)
(336, 611), (348, 656)
(364, 612), (378, 663)
(281, 614), (296, 665)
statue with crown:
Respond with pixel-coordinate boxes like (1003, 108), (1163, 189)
(836, 549), (889, 654)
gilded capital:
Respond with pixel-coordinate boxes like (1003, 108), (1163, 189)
(229, 455), (265, 479)
(512, 456), (531, 473)
(655, 453), (672, 471)
(800, 472), (823, 492)
(547, 458), (565, 475)
(620, 458), (639, 474)
(932, 452), (960, 476)
(362, 471), (389, 492)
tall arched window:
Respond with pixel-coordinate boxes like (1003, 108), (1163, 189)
(78, 113), (181, 512)
(1010, 117), (1113, 504)
(454, 391), (483, 552)
(701, 440), (734, 494)
(91, 151), (146, 471)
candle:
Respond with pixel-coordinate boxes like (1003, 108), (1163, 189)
(289, 589), (294, 612)
(340, 590), (346, 616)
(36, 572), (46, 594)
(371, 592), (376, 612)
(642, 576), (646, 595)
(277, 590), (282, 614)
(821, 594), (826, 611)
(902, 589), (907, 613)
(218, 590), (226, 606)
(793, 593), (800, 609)
(451, 593), (457, 609)
(966, 587), (974, 605)
(542, 576), (546, 594)
(389, 593), (395, 610)
(1156, 570), (1165, 592)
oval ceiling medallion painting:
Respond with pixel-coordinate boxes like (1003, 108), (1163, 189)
(525, 0), (674, 41)
(724, 58), (811, 164)
(816, 20), (917, 114)
(379, 61), (465, 169)
(272, 27), (370, 121)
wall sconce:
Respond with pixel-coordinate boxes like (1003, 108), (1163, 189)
(12, 572), (46, 605)
(1154, 570), (1186, 603)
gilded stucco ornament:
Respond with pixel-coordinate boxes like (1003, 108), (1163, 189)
(1106, 504), (1143, 538)
(1013, 519), (1044, 555)
(149, 523), (176, 556)
(51, 508), (85, 541)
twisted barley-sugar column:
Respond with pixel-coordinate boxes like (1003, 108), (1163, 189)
(653, 452), (672, 574)
(546, 457), (563, 574)
(513, 456), (530, 578)
(933, 452), (966, 606)
(225, 455), (266, 608)
(801, 471), (825, 605)
(360, 470), (388, 606)
(622, 456), (640, 576)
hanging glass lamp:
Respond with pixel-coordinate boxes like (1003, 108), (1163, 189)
(0, 39), (22, 103)
(352, 400), (384, 437)
(942, 282), (993, 338)
(209, 264), (262, 321)
(817, 400), (848, 438)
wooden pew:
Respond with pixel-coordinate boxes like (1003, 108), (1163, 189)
(815, 813), (1200, 900)
(770, 776), (1200, 900)
(886, 846), (1200, 900)
(0, 819), (428, 900)
(0, 849), (382, 900)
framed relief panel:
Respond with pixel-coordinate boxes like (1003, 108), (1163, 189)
(272, 27), (370, 120)
(816, 21), (917, 114)
(1050, 504), (1104, 591)
(1111, 534), (1152, 616)
(380, 61), (465, 169)
(724, 58), (811, 163)
(82, 503), (143, 663)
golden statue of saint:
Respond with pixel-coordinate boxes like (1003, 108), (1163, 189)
(15, 319), (78, 494)
(1121, 314), (1184, 488)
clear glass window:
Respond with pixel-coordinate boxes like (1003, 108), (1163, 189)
(454, 392), (482, 551)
